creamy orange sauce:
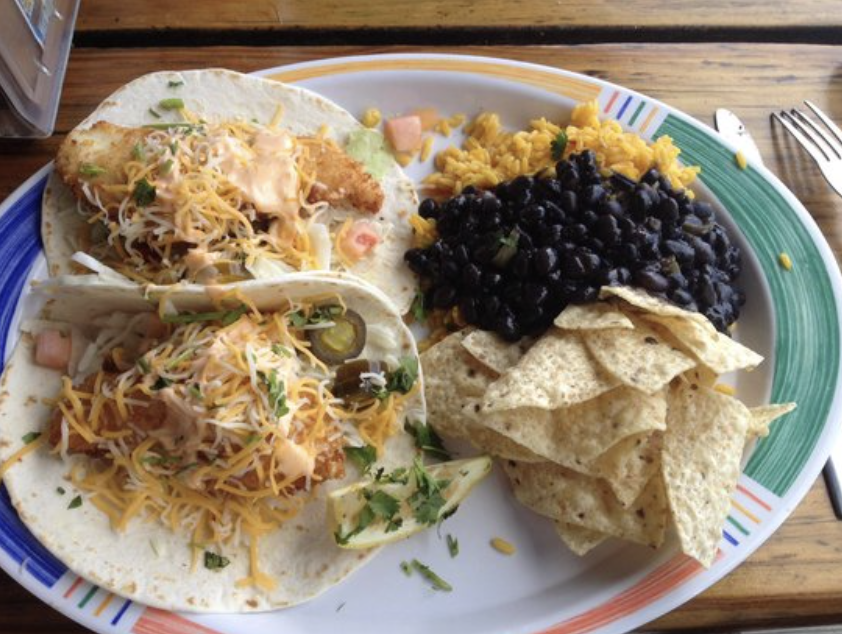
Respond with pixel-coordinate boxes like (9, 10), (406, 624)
(212, 130), (300, 217)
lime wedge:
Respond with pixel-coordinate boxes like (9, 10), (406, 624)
(329, 456), (492, 549)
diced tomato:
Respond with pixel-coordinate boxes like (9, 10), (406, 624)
(342, 221), (380, 260)
(384, 115), (422, 153)
(411, 107), (440, 132)
(34, 329), (72, 371)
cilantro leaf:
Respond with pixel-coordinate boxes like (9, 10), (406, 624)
(408, 457), (450, 526)
(410, 291), (427, 323)
(374, 466), (409, 485)
(80, 163), (106, 178)
(159, 98), (185, 111)
(167, 80), (184, 88)
(136, 356), (151, 374)
(400, 560), (412, 576)
(56, 487), (66, 495)
(148, 107), (161, 119)
(334, 504), (375, 546)
(288, 304), (343, 328)
(410, 559), (452, 592)
(203, 551), (230, 571)
(404, 419), (451, 461)
(132, 178), (156, 207)
(131, 142), (146, 162)
(446, 534), (459, 558)
(343, 444), (377, 475)
(21, 431), (41, 445)
(261, 369), (289, 418)
(379, 356), (418, 399)
(152, 376), (172, 391)
(551, 130), (569, 161)
(272, 344), (291, 357)
(68, 495), (82, 509)
(366, 490), (401, 525)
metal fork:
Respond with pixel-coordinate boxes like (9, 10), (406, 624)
(772, 101), (842, 198)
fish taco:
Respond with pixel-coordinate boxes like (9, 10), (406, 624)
(0, 273), (422, 611)
(43, 69), (418, 312)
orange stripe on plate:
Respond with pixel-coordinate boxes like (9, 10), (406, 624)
(603, 91), (620, 114)
(731, 499), (761, 524)
(94, 593), (114, 617)
(639, 106), (659, 134)
(538, 555), (706, 634)
(268, 59), (601, 103)
(63, 576), (84, 599)
(736, 483), (773, 511)
(132, 608), (225, 634)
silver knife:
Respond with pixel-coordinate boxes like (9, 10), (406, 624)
(714, 108), (763, 165)
(715, 108), (842, 519)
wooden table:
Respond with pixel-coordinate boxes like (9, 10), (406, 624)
(2, 4), (842, 632)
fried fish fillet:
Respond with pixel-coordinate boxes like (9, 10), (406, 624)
(55, 122), (384, 215)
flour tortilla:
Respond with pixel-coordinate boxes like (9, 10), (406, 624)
(41, 69), (419, 313)
(0, 273), (420, 612)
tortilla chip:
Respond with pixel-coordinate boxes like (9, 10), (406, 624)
(748, 402), (797, 438)
(482, 387), (667, 470)
(554, 521), (608, 556)
(421, 331), (542, 462)
(592, 431), (663, 507)
(553, 302), (635, 331)
(483, 331), (618, 412)
(503, 460), (668, 547)
(642, 314), (763, 375)
(584, 320), (696, 394)
(599, 286), (708, 324)
(662, 382), (750, 567)
(461, 330), (530, 375)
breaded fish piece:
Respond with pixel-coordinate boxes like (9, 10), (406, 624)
(298, 137), (384, 214)
(55, 121), (147, 211)
(55, 122), (384, 215)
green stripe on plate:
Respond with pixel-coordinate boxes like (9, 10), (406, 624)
(656, 114), (839, 497)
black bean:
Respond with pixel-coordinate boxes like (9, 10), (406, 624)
(534, 247), (560, 276)
(512, 251), (533, 278)
(560, 190), (578, 214)
(545, 201), (566, 224)
(580, 210), (598, 228)
(523, 204), (546, 227)
(482, 271), (504, 289)
(523, 282), (549, 306)
(461, 296), (479, 323)
(404, 248), (429, 274)
(419, 198), (440, 219)
(563, 253), (587, 279)
(657, 197), (680, 225)
(642, 168), (661, 185)
(462, 185), (478, 196)
(541, 225), (564, 246)
(670, 289), (694, 306)
(691, 201), (714, 221)
(453, 244), (470, 265)
(496, 307), (521, 342)
(482, 295), (501, 318)
(595, 214), (621, 246)
(583, 184), (606, 208)
(664, 239), (695, 266)
(562, 223), (588, 243)
(635, 269), (670, 293)
(611, 172), (637, 192)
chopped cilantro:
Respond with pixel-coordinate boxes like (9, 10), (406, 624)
(169, 141), (179, 155)
(271, 343), (291, 357)
(188, 384), (202, 400)
(143, 122), (201, 131)
(152, 376), (172, 391)
(410, 559), (452, 592)
(148, 107), (161, 119)
(56, 487), (66, 496)
(21, 431), (41, 445)
(408, 457), (450, 526)
(374, 356), (418, 400)
(400, 560), (412, 576)
(159, 98), (185, 111)
(79, 163), (106, 178)
(334, 504), (374, 546)
(245, 433), (262, 445)
(410, 291), (427, 323)
(365, 489), (402, 532)
(446, 534), (459, 558)
(132, 178), (156, 207)
(160, 159), (174, 175)
(404, 419), (451, 461)
(551, 130), (568, 161)
(68, 495), (82, 510)
(343, 444), (377, 475)
(288, 304), (343, 328)
(131, 142), (146, 161)
(141, 454), (181, 467)
(167, 80), (184, 88)
(162, 304), (247, 326)
(374, 466), (409, 485)
(136, 356), (151, 374)
(439, 504), (459, 523)
(261, 369), (289, 418)
(203, 551), (230, 571)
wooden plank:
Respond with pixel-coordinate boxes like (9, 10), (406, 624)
(75, 0), (842, 31)
(1, 44), (841, 633)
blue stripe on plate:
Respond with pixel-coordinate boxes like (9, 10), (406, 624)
(0, 485), (65, 587)
(0, 173), (66, 587)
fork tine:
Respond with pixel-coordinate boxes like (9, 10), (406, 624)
(792, 109), (842, 159)
(804, 100), (842, 149)
(773, 112), (831, 165)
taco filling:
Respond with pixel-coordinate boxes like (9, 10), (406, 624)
(56, 117), (385, 285)
(37, 296), (418, 590)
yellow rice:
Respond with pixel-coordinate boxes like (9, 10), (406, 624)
(423, 100), (700, 195)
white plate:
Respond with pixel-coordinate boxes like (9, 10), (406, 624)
(1, 54), (841, 634)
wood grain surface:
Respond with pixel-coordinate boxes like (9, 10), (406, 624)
(1, 44), (842, 633)
(75, 0), (842, 32)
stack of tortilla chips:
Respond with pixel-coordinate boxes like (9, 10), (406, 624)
(421, 286), (795, 566)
